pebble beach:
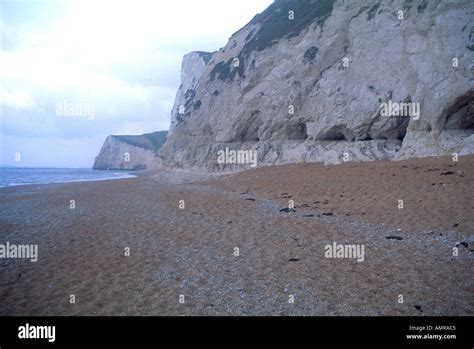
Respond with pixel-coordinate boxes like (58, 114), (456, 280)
(0, 155), (472, 316)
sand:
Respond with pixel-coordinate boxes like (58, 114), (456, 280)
(0, 155), (472, 316)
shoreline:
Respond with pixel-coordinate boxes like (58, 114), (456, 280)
(0, 169), (139, 190)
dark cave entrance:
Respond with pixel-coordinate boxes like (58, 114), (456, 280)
(441, 90), (474, 132)
(287, 122), (308, 140)
(316, 125), (354, 141)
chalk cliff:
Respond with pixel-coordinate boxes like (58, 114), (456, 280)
(168, 51), (214, 135)
(93, 131), (167, 170)
(158, 0), (474, 169)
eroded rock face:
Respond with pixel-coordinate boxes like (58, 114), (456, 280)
(168, 51), (214, 135)
(159, 0), (474, 169)
(93, 131), (167, 170)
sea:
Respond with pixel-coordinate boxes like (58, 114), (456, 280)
(0, 167), (136, 188)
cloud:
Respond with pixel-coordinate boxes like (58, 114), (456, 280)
(0, 134), (107, 168)
(0, 88), (32, 108)
(0, 0), (273, 167)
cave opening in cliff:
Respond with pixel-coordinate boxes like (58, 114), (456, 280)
(442, 90), (474, 133)
(317, 125), (352, 141)
(288, 122), (308, 140)
(397, 118), (409, 141)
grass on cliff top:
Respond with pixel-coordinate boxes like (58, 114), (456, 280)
(196, 51), (213, 65)
(113, 131), (168, 151)
(210, 0), (335, 83)
(245, 0), (335, 53)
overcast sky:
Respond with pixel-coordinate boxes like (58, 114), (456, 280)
(0, 0), (273, 168)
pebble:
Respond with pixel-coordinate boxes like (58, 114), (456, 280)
(386, 236), (403, 241)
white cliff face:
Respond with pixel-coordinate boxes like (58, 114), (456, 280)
(93, 131), (167, 170)
(160, 0), (474, 169)
(168, 51), (214, 135)
(93, 136), (158, 170)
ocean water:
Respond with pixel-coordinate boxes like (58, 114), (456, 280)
(0, 167), (137, 188)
